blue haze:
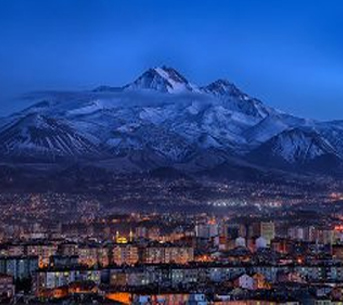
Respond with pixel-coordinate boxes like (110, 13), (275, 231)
(0, 0), (342, 119)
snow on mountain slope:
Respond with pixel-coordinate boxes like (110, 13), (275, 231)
(124, 66), (198, 93)
(249, 127), (339, 166)
(0, 113), (102, 161)
(202, 79), (244, 97)
(315, 121), (343, 159)
(202, 79), (273, 119)
(1, 66), (343, 176)
(243, 114), (292, 145)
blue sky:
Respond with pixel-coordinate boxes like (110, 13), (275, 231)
(0, 0), (342, 119)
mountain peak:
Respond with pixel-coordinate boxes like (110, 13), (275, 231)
(3, 66), (343, 177)
(203, 79), (246, 98)
(125, 66), (198, 93)
(153, 66), (188, 84)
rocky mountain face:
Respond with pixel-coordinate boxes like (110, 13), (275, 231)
(1, 66), (342, 178)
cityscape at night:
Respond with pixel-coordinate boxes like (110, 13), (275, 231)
(1, 0), (343, 304)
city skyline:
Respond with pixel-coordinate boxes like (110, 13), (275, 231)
(1, 1), (343, 303)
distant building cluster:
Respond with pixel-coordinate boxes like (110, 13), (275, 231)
(1, 206), (343, 303)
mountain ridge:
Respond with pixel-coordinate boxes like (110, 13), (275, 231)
(1, 66), (343, 180)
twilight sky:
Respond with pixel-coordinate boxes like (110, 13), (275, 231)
(0, 0), (342, 120)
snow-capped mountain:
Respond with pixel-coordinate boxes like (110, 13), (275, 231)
(248, 127), (341, 171)
(1, 66), (343, 177)
(0, 113), (102, 161)
(124, 66), (199, 93)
